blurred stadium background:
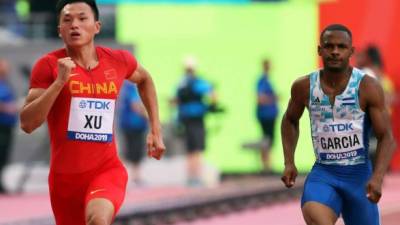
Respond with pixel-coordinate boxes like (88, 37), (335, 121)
(1, 0), (400, 224)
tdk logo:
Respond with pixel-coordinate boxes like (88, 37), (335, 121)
(323, 123), (354, 132)
(79, 100), (110, 110)
(79, 100), (87, 109)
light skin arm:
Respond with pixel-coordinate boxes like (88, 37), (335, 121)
(281, 76), (309, 188)
(20, 57), (75, 133)
(360, 76), (396, 203)
(128, 64), (165, 160)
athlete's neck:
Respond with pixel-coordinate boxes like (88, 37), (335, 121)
(66, 43), (99, 70)
(321, 67), (352, 89)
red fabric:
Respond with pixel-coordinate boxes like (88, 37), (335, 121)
(49, 157), (128, 225)
(319, 0), (400, 171)
(30, 46), (138, 173)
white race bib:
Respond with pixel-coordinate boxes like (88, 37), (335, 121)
(313, 121), (365, 161)
(67, 97), (115, 142)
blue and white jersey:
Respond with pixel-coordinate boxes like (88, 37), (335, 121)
(309, 68), (372, 166)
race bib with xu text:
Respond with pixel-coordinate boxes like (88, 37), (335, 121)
(67, 97), (115, 142)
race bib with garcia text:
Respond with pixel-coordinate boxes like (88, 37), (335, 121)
(313, 121), (365, 162)
(67, 97), (115, 142)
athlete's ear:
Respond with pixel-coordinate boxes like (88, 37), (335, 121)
(350, 46), (355, 56)
(318, 45), (322, 56)
(94, 21), (101, 35)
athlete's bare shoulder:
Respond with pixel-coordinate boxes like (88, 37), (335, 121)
(360, 74), (382, 93)
(291, 75), (310, 90)
(290, 75), (310, 107)
(359, 74), (385, 110)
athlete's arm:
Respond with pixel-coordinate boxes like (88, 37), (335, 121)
(128, 64), (165, 160)
(20, 57), (75, 133)
(360, 75), (395, 203)
(281, 76), (309, 188)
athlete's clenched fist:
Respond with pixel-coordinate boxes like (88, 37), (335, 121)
(146, 132), (166, 160)
(57, 57), (76, 84)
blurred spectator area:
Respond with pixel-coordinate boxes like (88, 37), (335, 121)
(0, 0), (115, 40)
(0, 0), (286, 41)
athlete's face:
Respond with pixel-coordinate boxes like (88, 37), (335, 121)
(58, 3), (101, 47)
(318, 30), (354, 73)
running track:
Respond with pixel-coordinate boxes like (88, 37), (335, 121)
(0, 174), (399, 225)
(177, 174), (400, 225)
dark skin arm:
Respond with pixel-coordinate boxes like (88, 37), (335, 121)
(359, 75), (396, 203)
(281, 76), (309, 188)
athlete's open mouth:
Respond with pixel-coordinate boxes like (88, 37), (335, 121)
(70, 32), (81, 38)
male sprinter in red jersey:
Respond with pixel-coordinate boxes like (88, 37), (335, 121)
(19, 1), (165, 224)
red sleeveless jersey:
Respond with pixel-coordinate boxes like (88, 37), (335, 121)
(30, 46), (138, 173)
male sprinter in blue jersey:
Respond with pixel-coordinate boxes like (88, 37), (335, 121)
(281, 24), (395, 225)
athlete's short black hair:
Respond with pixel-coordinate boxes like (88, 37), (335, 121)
(56, 0), (99, 21)
(320, 24), (352, 43)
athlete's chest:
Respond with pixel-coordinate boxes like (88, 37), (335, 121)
(309, 74), (365, 121)
(56, 62), (126, 143)
(64, 64), (125, 99)
(310, 92), (364, 121)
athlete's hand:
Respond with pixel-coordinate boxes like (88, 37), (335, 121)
(366, 177), (382, 203)
(281, 163), (298, 188)
(56, 57), (76, 84)
(146, 132), (166, 160)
